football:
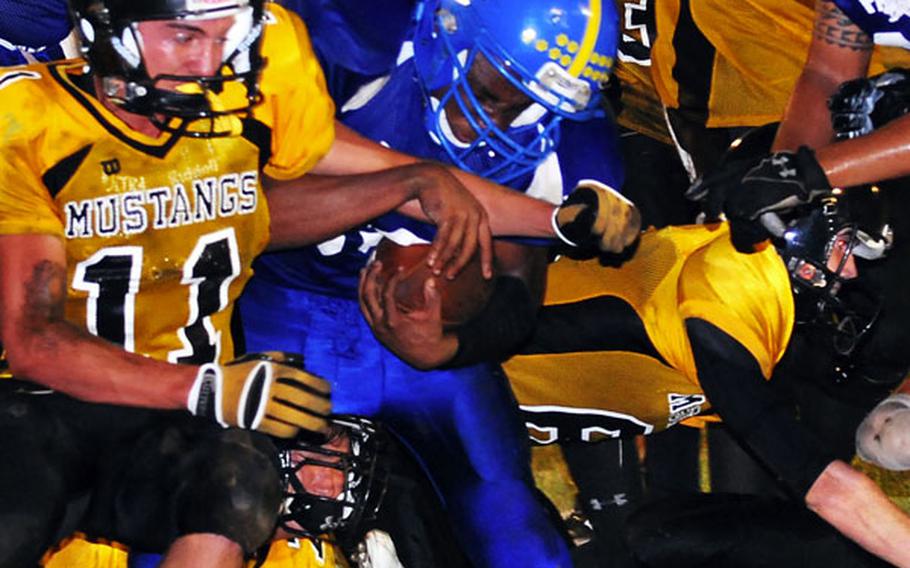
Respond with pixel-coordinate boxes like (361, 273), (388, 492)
(373, 239), (496, 329)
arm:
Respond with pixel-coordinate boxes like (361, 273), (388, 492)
(312, 122), (558, 238)
(0, 234), (194, 408)
(775, 0), (873, 151)
(0, 234), (330, 438)
(775, 1), (910, 187)
(270, 123), (640, 266)
(264, 162), (492, 277)
(816, 113), (910, 187)
(267, 125), (493, 277)
(806, 460), (910, 567)
(687, 317), (910, 566)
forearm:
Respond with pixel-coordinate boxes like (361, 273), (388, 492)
(314, 121), (556, 238)
(5, 319), (195, 409)
(815, 114), (910, 187)
(806, 460), (910, 567)
(265, 164), (432, 250)
(776, 0), (872, 151)
(775, 69), (842, 151)
(442, 168), (556, 238)
(0, 234), (196, 409)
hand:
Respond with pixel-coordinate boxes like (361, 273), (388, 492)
(416, 164), (493, 280)
(855, 393), (910, 471)
(685, 154), (762, 222)
(188, 352), (332, 439)
(724, 147), (831, 221)
(553, 180), (641, 253)
(358, 260), (458, 370)
(829, 68), (910, 140)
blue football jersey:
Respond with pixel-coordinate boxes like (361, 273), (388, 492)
(0, 0), (72, 66)
(254, 3), (625, 298)
(834, 0), (910, 48)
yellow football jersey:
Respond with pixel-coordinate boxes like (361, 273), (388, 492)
(504, 224), (794, 442)
(257, 538), (339, 568)
(650, 0), (910, 128)
(612, 0), (674, 145)
(42, 535), (129, 568)
(42, 535), (337, 568)
(0, 4), (334, 365)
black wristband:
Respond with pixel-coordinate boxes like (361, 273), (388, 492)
(442, 276), (537, 368)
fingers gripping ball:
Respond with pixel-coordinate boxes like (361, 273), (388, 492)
(374, 239), (495, 328)
(553, 180), (641, 253)
(188, 352), (332, 439)
(856, 394), (910, 471)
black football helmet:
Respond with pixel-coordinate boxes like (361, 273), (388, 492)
(712, 124), (893, 364)
(777, 195), (890, 360)
(69, 0), (266, 136)
(276, 415), (388, 541)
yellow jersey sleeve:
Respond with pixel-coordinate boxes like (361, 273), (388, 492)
(42, 535), (129, 568)
(678, 232), (794, 379)
(650, 0), (910, 128)
(41, 536), (336, 568)
(256, 4), (336, 180)
(0, 67), (67, 237)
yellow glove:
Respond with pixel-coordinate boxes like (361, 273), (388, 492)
(188, 352), (332, 438)
(553, 179), (641, 253)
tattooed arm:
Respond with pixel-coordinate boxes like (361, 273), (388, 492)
(774, 1), (910, 188)
(775, 0), (873, 151)
(0, 234), (196, 408)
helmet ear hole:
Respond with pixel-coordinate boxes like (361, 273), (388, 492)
(114, 26), (142, 69)
(79, 18), (96, 44)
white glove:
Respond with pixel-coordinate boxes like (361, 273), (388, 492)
(856, 393), (910, 470)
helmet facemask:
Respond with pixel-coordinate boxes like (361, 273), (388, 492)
(412, 0), (616, 184)
(276, 416), (388, 543)
(781, 201), (889, 363)
(71, 0), (267, 137)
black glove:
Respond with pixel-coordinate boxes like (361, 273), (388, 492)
(829, 68), (910, 140)
(724, 146), (831, 221)
(685, 155), (762, 222)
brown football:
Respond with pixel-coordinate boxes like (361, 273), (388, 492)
(374, 239), (495, 329)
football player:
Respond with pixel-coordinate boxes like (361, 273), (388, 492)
(241, 0), (638, 565)
(0, 0), (634, 566)
(493, 131), (910, 565)
(46, 415), (386, 568)
(691, 0), (910, 249)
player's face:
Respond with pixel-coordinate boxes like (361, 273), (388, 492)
(276, 433), (350, 536)
(137, 16), (235, 84)
(291, 433), (350, 500)
(827, 233), (858, 280)
(440, 53), (534, 143)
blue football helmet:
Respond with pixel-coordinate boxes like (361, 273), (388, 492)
(412, 0), (619, 183)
